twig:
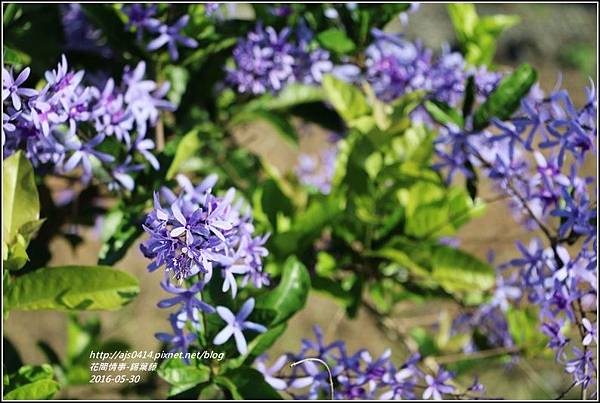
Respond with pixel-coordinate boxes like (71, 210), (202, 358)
(432, 345), (522, 365)
(555, 381), (577, 400)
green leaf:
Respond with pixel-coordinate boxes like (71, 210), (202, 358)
(473, 64), (537, 131)
(273, 195), (343, 256)
(256, 256), (310, 326)
(506, 306), (548, 352)
(316, 28), (356, 54)
(3, 379), (59, 400)
(166, 129), (203, 179)
(311, 275), (355, 307)
(218, 367), (282, 399)
(224, 323), (287, 370)
(3, 46), (30, 66)
(97, 204), (144, 266)
(447, 4), (479, 44)
(157, 359), (210, 396)
(181, 37), (238, 67)
(4, 234), (29, 271)
(431, 246), (495, 294)
(164, 65), (190, 106)
(198, 383), (226, 399)
(322, 74), (370, 122)
(3, 4), (20, 25)
(258, 179), (294, 229)
(244, 83), (325, 112)
(5, 265), (139, 311)
(3, 151), (40, 246)
(4, 365), (60, 400)
(476, 15), (520, 38)
(424, 100), (464, 128)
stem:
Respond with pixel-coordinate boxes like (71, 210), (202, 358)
(156, 116), (165, 152)
(432, 345), (522, 365)
(555, 380), (577, 399)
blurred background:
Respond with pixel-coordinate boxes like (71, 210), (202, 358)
(4, 3), (597, 399)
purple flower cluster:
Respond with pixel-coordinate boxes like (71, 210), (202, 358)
(506, 238), (597, 390)
(365, 29), (501, 104)
(2, 56), (173, 190)
(255, 326), (485, 400)
(141, 174), (270, 356)
(122, 4), (198, 61)
(227, 24), (336, 95)
(433, 77), (597, 392)
(434, 83), (596, 224)
(60, 4), (113, 58)
(296, 139), (338, 195)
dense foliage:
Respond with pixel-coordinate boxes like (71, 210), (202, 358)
(2, 3), (597, 400)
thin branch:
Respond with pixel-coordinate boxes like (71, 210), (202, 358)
(432, 345), (522, 365)
(555, 381), (577, 400)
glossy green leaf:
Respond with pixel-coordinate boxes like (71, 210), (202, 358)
(317, 28), (356, 54)
(225, 323), (287, 370)
(3, 151), (40, 246)
(164, 65), (190, 106)
(98, 204), (144, 266)
(218, 367), (282, 400)
(158, 359), (210, 396)
(506, 306), (548, 352)
(476, 15), (520, 38)
(4, 364), (59, 400)
(431, 246), (495, 294)
(447, 4), (478, 44)
(473, 64), (537, 131)
(3, 379), (59, 400)
(166, 129), (203, 179)
(4, 233), (29, 271)
(3, 46), (30, 66)
(5, 265), (139, 311)
(245, 83), (325, 112)
(3, 4), (20, 25)
(256, 256), (310, 326)
(198, 383), (226, 399)
(424, 100), (464, 128)
(322, 74), (370, 122)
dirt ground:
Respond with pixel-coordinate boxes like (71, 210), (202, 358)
(4, 3), (597, 400)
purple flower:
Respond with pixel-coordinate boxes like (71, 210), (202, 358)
(3, 55), (171, 193)
(551, 189), (596, 239)
(123, 4), (158, 41)
(255, 354), (289, 390)
(581, 318), (597, 346)
(60, 4), (113, 57)
(147, 15), (198, 61)
(158, 279), (215, 320)
(62, 133), (114, 183)
(422, 369), (455, 400)
(132, 132), (159, 170)
(155, 313), (197, 360)
(122, 61), (175, 136)
(565, 347), (595, 388)
(228, 24), (296, 94)
(540, 320), (569, 359)
(2, 67), (38, 110)
(213, 298), (267, 355)
(296, 140), (338, 194)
